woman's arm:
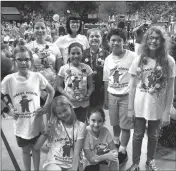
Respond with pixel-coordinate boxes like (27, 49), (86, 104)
(128, 74), (137, 121)
(72, 138), (84, 171)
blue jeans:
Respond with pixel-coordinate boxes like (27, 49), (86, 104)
(133, 117), (160, 164)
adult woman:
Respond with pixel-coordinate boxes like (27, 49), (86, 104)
(82, 28), (109, 107)
(54, 15), (89, 65)
(27, 19), (62, 101)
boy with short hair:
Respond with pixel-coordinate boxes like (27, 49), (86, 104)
(103, 28), (138, 166)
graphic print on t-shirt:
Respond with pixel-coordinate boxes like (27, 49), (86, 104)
(19, 95), (32, 112)
(113, 69), (123, 83)
(138, 66), (166, 96)
(67, 70), (87, 100)
(95, 143), (110, 155)
(62, 140), (72, 157)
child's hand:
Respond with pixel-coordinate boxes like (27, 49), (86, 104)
(106, 150), (118, 162)
(127, 109), (135, 122)
(161, 111), (170, 127)
(36, 105), (49, 117)
(104, 101), (108, 110)
(81, 95), (90, 102)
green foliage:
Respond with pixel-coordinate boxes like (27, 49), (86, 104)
(67, 1), (99, 15)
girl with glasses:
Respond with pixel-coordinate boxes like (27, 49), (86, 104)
(1, 45), (54, 171)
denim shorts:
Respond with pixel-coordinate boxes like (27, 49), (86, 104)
(16, 133), (41, 147)
(108, 93), (134, 129)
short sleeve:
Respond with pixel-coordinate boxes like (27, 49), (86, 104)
(38, 73), (49, 90)
(129, 57), (140, 76)
(50, 43), (62, 59)
(1, 75), (10, 95)
(58, 65), (66, 78)
(83, 36), (90, 50)
(83, 131), (90, 149)
(77, 122), (86, 140)
(83, 63), (93, 76)
(103, 57), (109, 81)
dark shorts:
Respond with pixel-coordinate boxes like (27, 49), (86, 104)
(16, 133), (41, 148)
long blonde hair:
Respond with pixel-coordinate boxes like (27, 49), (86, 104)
(48, 96), (75, 139)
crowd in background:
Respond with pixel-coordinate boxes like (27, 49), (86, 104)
(1, 2), (176, 171)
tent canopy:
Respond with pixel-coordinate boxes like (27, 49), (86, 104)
(1, 7), (20, 15)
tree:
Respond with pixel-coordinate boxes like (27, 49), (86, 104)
(66, 1), (99, 16)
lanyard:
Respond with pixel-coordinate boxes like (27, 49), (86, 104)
(62, 121), (75, 150)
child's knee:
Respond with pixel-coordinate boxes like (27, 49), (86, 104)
(44, 163), (62, 171)
(109, 160), (119, 171)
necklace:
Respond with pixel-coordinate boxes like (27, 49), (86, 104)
(62, 120), (75, 150)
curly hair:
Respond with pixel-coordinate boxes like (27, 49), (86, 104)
(139, 26), (171, 81)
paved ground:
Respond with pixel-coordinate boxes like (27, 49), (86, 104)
(1, 110), (176, 171)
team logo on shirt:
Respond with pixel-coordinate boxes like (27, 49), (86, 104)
(19, 95), (32, 112)
(113, 69), (122, 83)
(95, 143), (110, 155)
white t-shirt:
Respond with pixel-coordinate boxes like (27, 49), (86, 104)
(54, 34), (89, 64)
(129, 55), (176, 120)
(27, 40), (62, 86)
(58, 63), (93, 108)
(43, 120), (86, 169)
(134, 43), (141, 55)
(1, 72), (48, 139)
(83, 126), (113, 167)
(103, 50), (138, 95)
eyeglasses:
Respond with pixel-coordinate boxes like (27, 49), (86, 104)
(70, 20), (80, 24)
(148, 36), (161, 41)
(16, 58), (31, 63)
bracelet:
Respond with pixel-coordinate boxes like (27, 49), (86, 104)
(128, 109), (134, 111)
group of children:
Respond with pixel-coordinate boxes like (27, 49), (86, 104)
(1, 24), (175, 171)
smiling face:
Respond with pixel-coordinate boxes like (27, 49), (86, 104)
(88, 30), (102, 47)
(88, 112), (104, 132)
(55, 104), (73, 123)
(109, 35), (124, 53)
(34, 22), (46, 39)
(15, 51), (32, 72)
(147, 31), (161, 51)
(69, 46), (82, 66)
(69, 19), (80, 34)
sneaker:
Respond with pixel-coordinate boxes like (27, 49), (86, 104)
(118, 151), (128, 166)
(146, 160), (158, 171)
(126, 164), (140, 171)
